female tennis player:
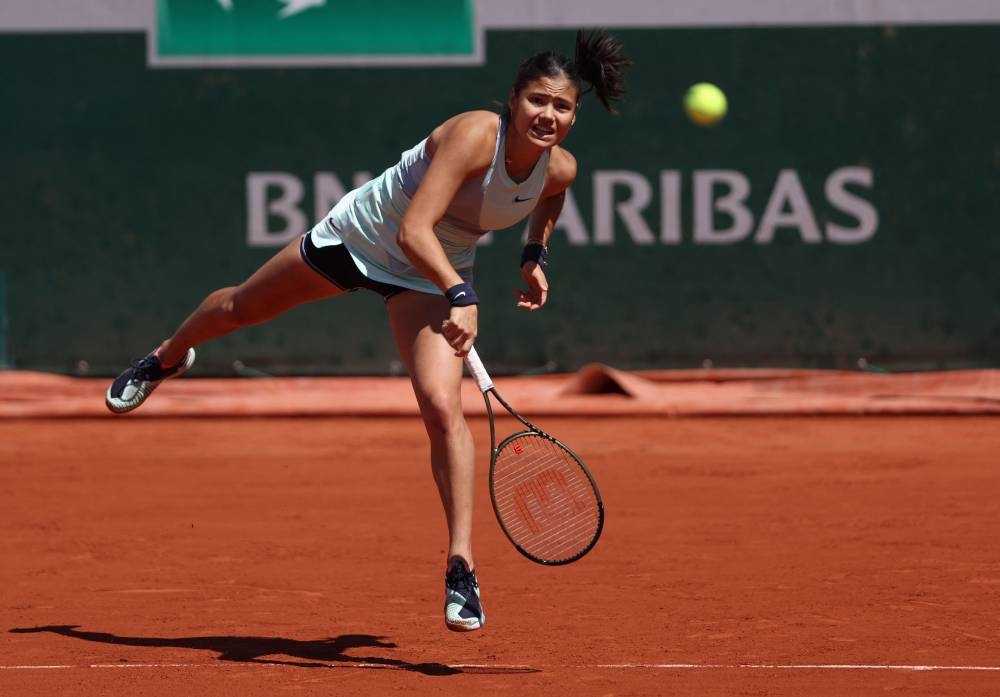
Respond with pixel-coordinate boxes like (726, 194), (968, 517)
(106, 30), (631, 632)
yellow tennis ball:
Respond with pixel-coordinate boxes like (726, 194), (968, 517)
(684, 82), (728, 126)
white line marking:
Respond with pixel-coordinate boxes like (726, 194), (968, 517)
(88, 663), (207, 669)
(2, 662), (1000, 672)
(449, 663), (537, 669)
(596, 664), (1000, 672)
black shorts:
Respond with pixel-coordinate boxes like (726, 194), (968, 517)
(300, 231), (409, 302)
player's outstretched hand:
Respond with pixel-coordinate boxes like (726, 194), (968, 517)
(515, 261), (548, 311)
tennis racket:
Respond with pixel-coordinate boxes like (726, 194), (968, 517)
(464, 347), (604, 565)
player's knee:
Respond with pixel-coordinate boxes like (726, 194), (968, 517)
(418, 392), (465, 436)
(226, 288), (262, 328)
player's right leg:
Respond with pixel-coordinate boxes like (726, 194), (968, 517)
(106, 235), (348, 413)
(387, 290), (485, 631)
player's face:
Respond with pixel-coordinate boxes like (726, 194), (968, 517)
(508, 76), (579, 148)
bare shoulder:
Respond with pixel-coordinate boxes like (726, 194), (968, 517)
(426, 110), (500, 168)
(545, 146), (578, 194)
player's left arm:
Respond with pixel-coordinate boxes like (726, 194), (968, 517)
(516, 147), (577, 311)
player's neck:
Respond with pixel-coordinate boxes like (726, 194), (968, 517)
(503, 129), (545, 183)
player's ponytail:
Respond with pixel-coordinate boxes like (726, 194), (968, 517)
(573, 30), (632, 115)
(507, 30), (632, 115)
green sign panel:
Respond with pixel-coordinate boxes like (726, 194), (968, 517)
(0, 272), (8, 369)
(154, 0), (477, 65)
(3, 26), (999, 374)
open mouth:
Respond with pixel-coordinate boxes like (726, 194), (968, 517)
(530, 124), (555, 139)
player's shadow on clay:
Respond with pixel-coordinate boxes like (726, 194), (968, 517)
(10, 625), (532, 675)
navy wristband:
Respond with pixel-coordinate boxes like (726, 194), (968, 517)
(445, 283), (479, 307)
(521, 242), (548, 268)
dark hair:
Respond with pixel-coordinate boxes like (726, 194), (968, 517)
(510, 30), (632, 115)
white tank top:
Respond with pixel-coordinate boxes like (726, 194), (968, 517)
(311, 113), (549, 294)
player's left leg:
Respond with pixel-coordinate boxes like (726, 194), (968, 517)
(106, 235), (348, 413)
(386, 290), (484, 631)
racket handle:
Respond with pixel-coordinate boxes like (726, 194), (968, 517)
(464, 346), (495, 392)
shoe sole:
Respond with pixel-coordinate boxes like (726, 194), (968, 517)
(105, 348), (196, 414)
(445, 618), (484, 632)
(444, 603), (485, 632)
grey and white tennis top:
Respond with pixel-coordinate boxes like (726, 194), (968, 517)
(310, 113), (549, 294)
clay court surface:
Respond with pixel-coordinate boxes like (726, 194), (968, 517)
(2, 374), (1000, 696)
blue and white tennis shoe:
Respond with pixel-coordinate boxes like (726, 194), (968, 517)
(105, 348), (196, 413)
(444, 556), (485, 632)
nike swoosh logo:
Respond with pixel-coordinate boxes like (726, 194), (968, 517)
(514, 196), (533, 203)
(454, 292), (466, 298)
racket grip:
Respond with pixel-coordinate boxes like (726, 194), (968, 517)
(464, 346), (495, 392)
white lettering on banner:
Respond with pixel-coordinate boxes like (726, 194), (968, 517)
(755, 169), (823, 244)
(660, 170), (682, 245)
(825, 167), (878, 244)
(694, 170), (754, 244)
(593, 171), (657, 245)
(247, 171), (372, 247)
(245, 166), (878, 247)
(246, 172), (307, 246)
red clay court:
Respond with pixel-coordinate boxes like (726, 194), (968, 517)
(2, 368), (999, 696)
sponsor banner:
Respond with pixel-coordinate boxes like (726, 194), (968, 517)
(153, 0), (479, 66)
(0, 272), (8, 369)
(243, 167), (878, 249)
(2, 27), (998, 373)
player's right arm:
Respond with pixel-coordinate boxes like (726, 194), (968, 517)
(396, 111), (497, 355)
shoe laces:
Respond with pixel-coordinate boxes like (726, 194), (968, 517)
(128, 354), (162, 381)
(446, 562), (478, 594)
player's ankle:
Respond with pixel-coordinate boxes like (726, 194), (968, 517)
(447, 553), (474, 571)
(153, 345), (184, 369)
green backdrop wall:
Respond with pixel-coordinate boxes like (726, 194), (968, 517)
(2, 26), (998, 375)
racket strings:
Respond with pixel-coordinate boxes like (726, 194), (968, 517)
(492, 433), (601, 562)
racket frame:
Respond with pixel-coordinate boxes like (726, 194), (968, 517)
(465, 347), (605, 565)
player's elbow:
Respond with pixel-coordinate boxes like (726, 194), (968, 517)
(396, 221), (424, 257)
(396, 223), (412, 252)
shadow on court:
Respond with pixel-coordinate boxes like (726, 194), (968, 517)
(10, 625), (536, 675)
